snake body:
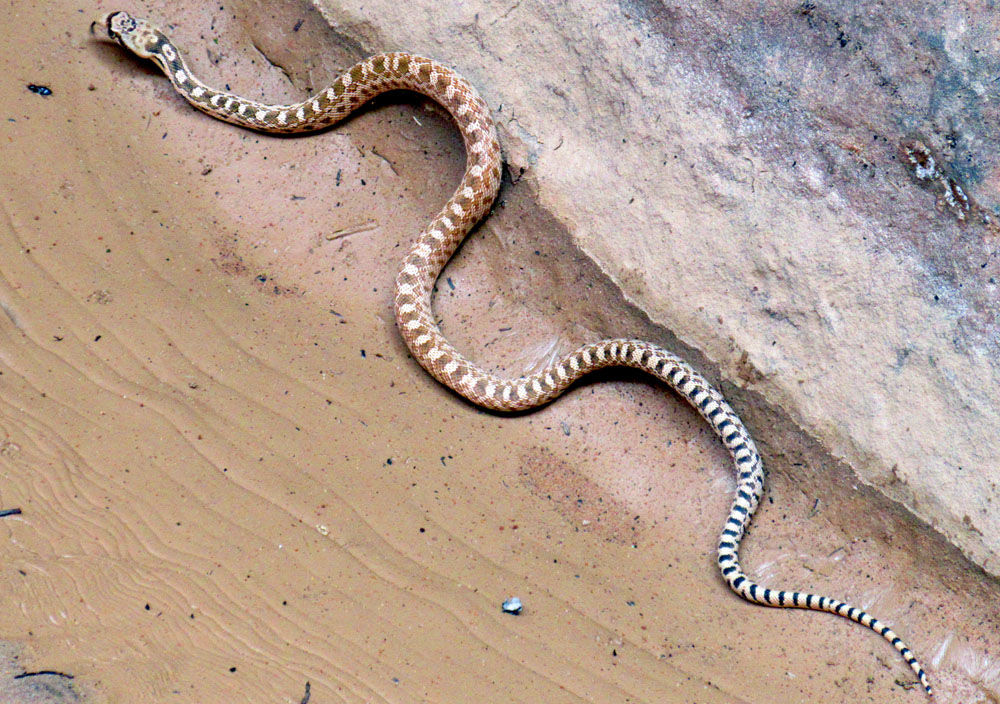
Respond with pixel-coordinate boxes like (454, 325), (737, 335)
(99, 11), (932, 697)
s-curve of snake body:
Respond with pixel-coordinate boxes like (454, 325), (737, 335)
(97, 10), (933, 698)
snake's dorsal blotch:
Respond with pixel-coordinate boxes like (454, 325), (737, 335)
(99, 11), (933, 697)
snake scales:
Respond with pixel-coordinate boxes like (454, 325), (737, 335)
(98, 10), (932, 697)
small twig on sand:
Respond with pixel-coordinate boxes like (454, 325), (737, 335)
(14, 670), (74, 680)
(325, 220), (379, 241)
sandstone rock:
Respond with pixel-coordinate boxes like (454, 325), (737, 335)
(307, 0), (1000, 576)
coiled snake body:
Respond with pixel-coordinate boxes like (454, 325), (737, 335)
(99, 11), (933, 697)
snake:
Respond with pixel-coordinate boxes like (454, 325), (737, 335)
(96, 10), (933, 698)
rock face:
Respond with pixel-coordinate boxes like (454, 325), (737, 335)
(308, 0), (1000, 574)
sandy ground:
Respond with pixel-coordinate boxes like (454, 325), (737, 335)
(0, 1), (998, 702)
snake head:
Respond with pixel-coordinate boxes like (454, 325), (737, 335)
(94, 11), (161, 60)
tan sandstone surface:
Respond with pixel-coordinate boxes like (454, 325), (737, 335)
(0, 0), (998, 702)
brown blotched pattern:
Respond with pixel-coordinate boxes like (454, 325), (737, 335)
(100, 10), (932, 696)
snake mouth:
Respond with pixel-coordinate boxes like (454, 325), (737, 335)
(106, 13), (119, 39)
(89, 13), (113, 39)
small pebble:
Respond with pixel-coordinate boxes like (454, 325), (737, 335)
(501, 597), (522, 615)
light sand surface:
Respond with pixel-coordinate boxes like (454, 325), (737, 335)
(0, 1), (998, 702)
